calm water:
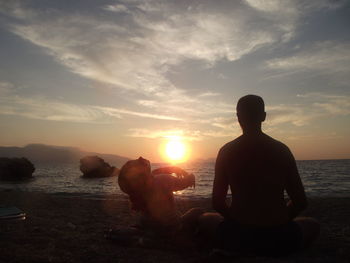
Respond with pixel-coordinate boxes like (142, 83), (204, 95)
(0, 159), (349, 198)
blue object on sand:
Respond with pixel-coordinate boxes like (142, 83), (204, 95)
(0, 206), (26, 220)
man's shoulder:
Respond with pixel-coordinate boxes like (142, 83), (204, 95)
(218, 134), (292, 156)
(263, 134), (291, 152)
(219, 136), (243, 153)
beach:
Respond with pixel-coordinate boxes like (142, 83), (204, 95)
(0, 190), (349, 263)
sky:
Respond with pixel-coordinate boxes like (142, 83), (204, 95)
(0, 0), (349, 162)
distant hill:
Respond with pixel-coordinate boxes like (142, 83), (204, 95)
(0, 144), (129, 167)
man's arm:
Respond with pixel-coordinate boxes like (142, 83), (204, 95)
(212, 148), (230, 218)
(285, 148), (308, 220)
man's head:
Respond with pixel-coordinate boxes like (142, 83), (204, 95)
(236, 95), (266, 130)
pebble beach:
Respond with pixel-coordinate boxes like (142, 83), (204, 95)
(1, 190), (349, 263)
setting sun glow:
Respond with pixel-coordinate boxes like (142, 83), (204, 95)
(165, 139), (186, 162)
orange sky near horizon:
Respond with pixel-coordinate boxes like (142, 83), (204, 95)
(0, 113), (349, 162)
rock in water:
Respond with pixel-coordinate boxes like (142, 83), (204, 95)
(80, 156), (119, 178)
(0, 157), (35, 180)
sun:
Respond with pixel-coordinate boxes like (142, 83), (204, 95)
(165, 139), (186, 162)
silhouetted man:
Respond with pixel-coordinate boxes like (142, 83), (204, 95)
(212, 95), (319, 256)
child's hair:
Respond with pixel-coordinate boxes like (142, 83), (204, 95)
(118, 160), (150, 213)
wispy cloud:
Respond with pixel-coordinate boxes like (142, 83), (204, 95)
(0, 82), (14, 95)
(128, 129), (195, 140)
(103, 4), (129, 13)
(244, 0), (345, 42)
(266, 93), (350, 127)
(198, 91), (221, 97)
(299, 93), (350, 116)
(2, 83), (348, 140)
(127, 127), (240, 141)
(1, 0), (304, 106)
(0, 87), (181, 123)
(266, 41), (350, 76)
(0, 96), (112, 123)
(286, 132), (343, 141)
(95, 106), (182, 121)
(267, 104), (319, 127)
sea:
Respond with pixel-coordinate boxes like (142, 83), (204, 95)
(0, 159), (349, 199)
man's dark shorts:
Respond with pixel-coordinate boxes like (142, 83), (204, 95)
(216, 220), (302, 256)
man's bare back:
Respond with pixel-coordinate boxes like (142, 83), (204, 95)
(215, 132), (305, 226)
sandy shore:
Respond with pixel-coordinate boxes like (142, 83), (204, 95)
(0, 190), (349, 263)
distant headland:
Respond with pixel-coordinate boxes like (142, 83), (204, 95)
(0, 144), (130, 167)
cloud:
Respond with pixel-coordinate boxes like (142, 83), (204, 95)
(299, 93), (350, 116)
(266, 41), (350, 75)
(0, 96), (113, 123)
(2, 90), (346, 139)
(266, 93), (350, 127)
(286, 132), (342, 141)
(244, 0), (343, 14)
(0, 88), (181, 123)
(267, 104), (318, 127)
(244, 0), (299, 41)
(1, 0), (302, 100)
(0, 0), (316, 129)
(243, 0), (345, 43)
(134, 94), (235, 127)
(94, 106), (182, 121)
(198, 91), (221, 97)
(103, 4), (129, 13)
(127, 129), (195, 140)
(0, 82), (14, 95)
(300, 0), (348, 10)
(127, 127), (239, 141)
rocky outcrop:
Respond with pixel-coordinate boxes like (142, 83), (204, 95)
(80, 156), (119, 178)
(0, 144), (130, 166)
(0, 157), (35, 181)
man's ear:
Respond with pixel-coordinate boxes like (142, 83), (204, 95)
(261, 112), (266, 122)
